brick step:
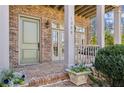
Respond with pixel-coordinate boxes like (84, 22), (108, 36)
(28, 72), (69, 86)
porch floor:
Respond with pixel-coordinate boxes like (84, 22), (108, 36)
(14, 61), (69, 86)
(42, 80), (98, 87)
(14, 61), (95, 87)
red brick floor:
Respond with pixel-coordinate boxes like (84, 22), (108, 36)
(14, 61), (69, 86)
(42, 80), (91, 87)
(14, 61), (97, 87)
(41, 79), (99, 87)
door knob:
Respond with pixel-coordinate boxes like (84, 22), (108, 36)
(38, 43), (40, 50)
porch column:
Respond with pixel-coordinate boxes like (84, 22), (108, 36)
(0, 5), (9, 70)
(114, 6), (121, 44)
(96, 5), (105, 48)
(64, 5), (75, 67)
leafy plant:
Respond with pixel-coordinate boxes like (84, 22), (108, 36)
(90, 30), (114, 46)
(105, 30), (114, 46)
(89, 75), (103, 87)
(95, 44), (124, 86)
(0, 70), (25, 87)
(121, 34), (124, 45)
(90, 32), (97, 45)
(70, 64), (90, 73)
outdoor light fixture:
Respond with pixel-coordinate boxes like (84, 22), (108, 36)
(45, 20), (50, 28)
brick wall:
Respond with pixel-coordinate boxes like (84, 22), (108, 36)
(9, 5), (90, 67)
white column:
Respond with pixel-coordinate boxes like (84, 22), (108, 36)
(114, 6), (121, 44)
(64, 5), (75, 67)
(96, 5), (105, 48)
(0, 5), (9, 70)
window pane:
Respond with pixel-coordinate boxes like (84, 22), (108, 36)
(75, 26), (85, 32)
(60, 24), (64, 30)
(52, 23), (57, 28)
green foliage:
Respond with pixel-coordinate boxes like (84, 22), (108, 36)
(89, 75), (103, 87)
(105, 30), (114, 46)
(0, 70), (13, 81)
(90, 32), (124, 46)
(70, 64), (90, 73)
(90, 30), (114, 46)
(121, 34), (124, 45)
(95, 44), (124, 86)
(0, 70), (25, 87)
(13, 78), (24, 85)
(90, 33), (97, 45)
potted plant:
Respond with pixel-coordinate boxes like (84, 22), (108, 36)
(66, 64), (91, 86)
(0, 70), (25, 87)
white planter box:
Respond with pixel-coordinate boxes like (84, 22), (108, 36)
(66, 69), (91, 86)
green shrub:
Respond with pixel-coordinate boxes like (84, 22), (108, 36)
(94, 44), (124, 87)
(89, 75), (104, 87)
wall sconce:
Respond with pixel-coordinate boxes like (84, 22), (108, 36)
(45, 20), (50, 28)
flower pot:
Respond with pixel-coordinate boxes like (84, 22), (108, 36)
(66, 69), (91, 86)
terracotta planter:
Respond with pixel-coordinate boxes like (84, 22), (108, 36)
(66, 69), (91, 86)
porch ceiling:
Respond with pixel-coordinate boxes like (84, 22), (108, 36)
(47, 5), (115, 18)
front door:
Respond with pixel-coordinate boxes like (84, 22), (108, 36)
(20, 16), (40, 64)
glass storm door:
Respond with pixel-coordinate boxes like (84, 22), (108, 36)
(52, 31), (59, 60)
(20, 17), (40, 64)
(59, 31), (64, 60)
(52, 31), (64, 61)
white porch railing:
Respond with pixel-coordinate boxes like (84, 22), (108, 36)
(75, 45), (100, 66)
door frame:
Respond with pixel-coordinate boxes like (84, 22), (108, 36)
(18, 15), (41, 65)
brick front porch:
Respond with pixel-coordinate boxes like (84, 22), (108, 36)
(13, 61), (97, 87)
(14, 61), (70, 86)
(42, 80), (98, 87)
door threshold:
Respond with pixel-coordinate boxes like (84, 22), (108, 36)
(18, 63), (41, 67)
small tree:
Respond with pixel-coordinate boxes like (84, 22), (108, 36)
(90, 33), (97, 45)
(122, 34), (124, 45)
(90, 30), (114, 46)
(105, 30), (114, 46)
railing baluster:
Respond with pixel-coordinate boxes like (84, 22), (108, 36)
(87, 46), (89, 64)
(80, 45), (82, 64)
(75, 45), (100, 67)
(82, 45), (83, 64)
(77, 46), (79, 64)
(83, 45), (84, 64)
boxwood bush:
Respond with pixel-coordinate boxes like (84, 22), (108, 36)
(94, 44), (124, 87)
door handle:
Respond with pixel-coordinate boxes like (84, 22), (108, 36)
(38, 43), (40, 50)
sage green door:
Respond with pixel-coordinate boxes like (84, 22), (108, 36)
(20, 17), (40, 64)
